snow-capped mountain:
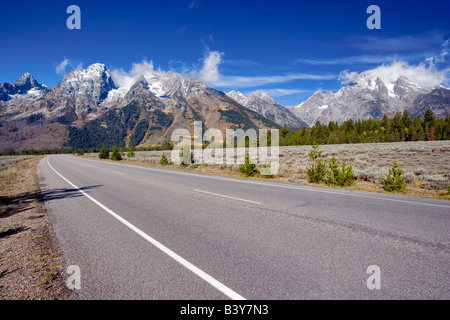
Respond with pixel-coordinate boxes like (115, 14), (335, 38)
(41, 63), (117, 117)
(227, 90), (308, 128)
(288, 74), (448, 127)
(1, 62), (448, 152)
(0, 63), (280, 151)
(0, 73), (49, 101)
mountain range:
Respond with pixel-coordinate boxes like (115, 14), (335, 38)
(0, 63), (449, 151)
(0, 64), (280, 151)
(287, 74), (449, 127)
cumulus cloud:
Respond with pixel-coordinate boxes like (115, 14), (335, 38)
(339, 60), (449, 89)
(190, 51), (224, 84)
(55, 57), (83, 75)
(56, 58), (70, 75)
(188, 50), (336, 88)
(110, 60), (156, 89)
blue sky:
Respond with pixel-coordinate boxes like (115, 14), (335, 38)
(1, 0), (449, 105)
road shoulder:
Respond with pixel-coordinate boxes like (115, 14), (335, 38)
(0, 156), (76, 300)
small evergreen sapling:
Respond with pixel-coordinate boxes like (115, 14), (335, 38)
(127, 145), (136, 158)
(160, 153), (169, 166)
(306, 145), (327, 183)
(383, 161), (406, 192)
(99, 148), (110, 160)
(110, 147), (122, 161)
(239, 153), (257, 176)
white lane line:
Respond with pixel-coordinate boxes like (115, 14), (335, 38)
(76, 156), (450, 209)
(46, 157), (246, 301)
(194, 189), (262, 205)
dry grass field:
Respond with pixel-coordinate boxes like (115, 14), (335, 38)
(0, 156), (75, 300)
(85, 141), (450, 199)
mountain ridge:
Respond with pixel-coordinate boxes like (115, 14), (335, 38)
(287, 74), (449, 127)
(0, 63), (449, 151)
(0, 63), (281, 151)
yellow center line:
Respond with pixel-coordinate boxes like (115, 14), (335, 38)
(194, 189), (262, 205)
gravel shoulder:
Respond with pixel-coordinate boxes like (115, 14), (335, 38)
(0, 156), (77, 300)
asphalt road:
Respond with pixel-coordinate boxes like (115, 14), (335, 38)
(37, 155), (450, 300)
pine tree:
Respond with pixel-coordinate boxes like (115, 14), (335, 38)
(239, 153), (257, 176)
(127, 145), (136, 158)
(110, 147), (122, 161)
(402, 109), (412, 128)
(160, 153), (169, 166)
(341, 161), (355, 186)
(383, 162), (406, 192)
(306, 145), (327, 183)
(99, 148), (110, 160)
(423, 109), (436, 129)
(325, 157), (341, 186)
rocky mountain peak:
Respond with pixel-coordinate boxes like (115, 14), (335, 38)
(288, 74), (444, 127)
(226, 90), (308, 128)
(226, 90), (247, 105)
(13, 73), (49, 94)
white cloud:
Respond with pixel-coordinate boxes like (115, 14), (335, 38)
(56, 58), (70, 75)
(295, 54), (426, 66)
(110, 60), (156, 89)
(189, 50), (335, 88)
(188, 51), (224, 84)
(110, 51), (336, 92)
(212, 73), (335, 88)
(339, 60), (449, 89)
(426, 39), (449, 66)
(256, 89), (311, 97)
(55, 57), (84, 75)
(338, 70), (361, 85)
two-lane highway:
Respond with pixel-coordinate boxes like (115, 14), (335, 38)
(38, 155), (450, 299)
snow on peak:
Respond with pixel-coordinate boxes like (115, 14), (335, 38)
(227, 90), (248, 105)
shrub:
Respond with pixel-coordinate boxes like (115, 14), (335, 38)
(325, 158), (355, 187)
(127, 145), (136, 158)
(259, 162), (273, 178)
(99, 148), (110, 160)
(325, 157), (341, 186)
(77, 149), (84, 156)
(341, 161), (355, 186)
(160, 153), (169, 166)
(180, 148), (194, 166)
(110, 147), (122, 161)
(383, 162), (406, 192)
(239, 153), (257, 176)
(306, 145), (327, 183)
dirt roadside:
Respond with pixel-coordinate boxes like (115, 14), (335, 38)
(0, 156), (77, 300)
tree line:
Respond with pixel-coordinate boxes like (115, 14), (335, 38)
(280, 109), (450, 146)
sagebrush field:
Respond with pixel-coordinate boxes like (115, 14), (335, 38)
(84, 141), (450, 198)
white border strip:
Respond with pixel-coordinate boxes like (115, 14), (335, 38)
(46, 157), (246, 300)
